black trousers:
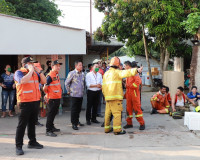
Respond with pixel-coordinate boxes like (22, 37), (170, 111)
(86, 90), (100, 121)
(71, 97), (83, 126)
(46, 99), (60, 132)
(15, 101), (39, 148)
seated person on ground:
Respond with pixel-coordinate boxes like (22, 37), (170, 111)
(151, 85), (170, 114)
(187, 86), (200, 106)
(166, 86), (172, 105)
(170, 86), (195, 116)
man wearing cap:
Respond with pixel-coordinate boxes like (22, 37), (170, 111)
(102, 57), (143, 135)
(43, 60), (62, 137)
(14, 56), (46, 155)
(123, 61), (145, 130)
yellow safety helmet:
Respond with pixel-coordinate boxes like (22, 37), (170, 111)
(195, 106), (200, 112)
(109, 57), (120, 67)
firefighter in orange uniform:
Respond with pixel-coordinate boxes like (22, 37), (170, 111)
(151, 86), (170, 114)
(43, 60), (62, 137)
(123, 61), (145, 130)
(14, 57), (46, 155)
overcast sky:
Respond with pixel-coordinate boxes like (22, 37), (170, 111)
(55, 0), (105, 32)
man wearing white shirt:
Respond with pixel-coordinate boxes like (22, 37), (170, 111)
(86, 63), (102, 125)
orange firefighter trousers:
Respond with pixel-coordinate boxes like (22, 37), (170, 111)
(126, 90), (145, 125)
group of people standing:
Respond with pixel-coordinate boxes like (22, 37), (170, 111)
(1, 56), (144, 156)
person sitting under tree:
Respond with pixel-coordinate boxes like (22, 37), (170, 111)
(151, 85), (170, 114)
(170, 86), (196, 116)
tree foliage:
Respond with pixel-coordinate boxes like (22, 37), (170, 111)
(0, 0), (15, 15)
(182, 11), (200, 36)
(94, 0), (200, 74)
(4, 0), (62, 24)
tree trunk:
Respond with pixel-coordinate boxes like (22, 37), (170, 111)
(163, 48), (170, 71)
(142, 25), (153, 87)
(160, 47), (165, 78)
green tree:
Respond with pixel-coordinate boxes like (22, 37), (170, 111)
(6, 0), (62, 24)
(182, 11), (200, 39)
(94, 0), (199, 79)
(0, 0), (15, 15)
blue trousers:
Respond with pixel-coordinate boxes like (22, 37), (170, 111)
(1, 90), (16, 112)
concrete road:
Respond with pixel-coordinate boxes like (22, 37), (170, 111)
(0, 91), (200, 160)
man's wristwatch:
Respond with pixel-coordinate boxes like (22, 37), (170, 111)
(39, 70), (43, 74)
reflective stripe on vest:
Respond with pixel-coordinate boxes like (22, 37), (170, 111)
(53, 90), (60, 93)
(49, 83), (60, 86)
(165, 109), (169, 113)
(113, 126), (121, 129)
(135, 114), (143, 118)
(128, 115), (133, 118)
(102, 81), (122, 85)
(23, 90), (33, 94)
(166, 105), (170, 108)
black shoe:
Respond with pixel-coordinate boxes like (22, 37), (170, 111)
(52, 127), (60, 132)
(101, 123), (104, 127)
(151, 108), (158, 114)
(28, 142), (43, 149)
(87, 121), (91, 125)
(105, 128), (113, 133)
(123, 124), (133, 129)
(139, 124), (145, 130)
(16, 147), (24, 155)
(46, 131), (57, 137)
(91, 120), (100, 124)
(78, 122), (85, 126)
(72, 125), (79, 130)
(36, 121), (44, 127)
(97, 114), (104, 118)
(114, 130), (126, 135)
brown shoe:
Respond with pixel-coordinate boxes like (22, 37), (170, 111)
(8, 111), (14, 117)
(1, 112), (6, 118)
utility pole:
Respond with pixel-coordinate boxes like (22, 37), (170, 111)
(90, 0), (92, 41)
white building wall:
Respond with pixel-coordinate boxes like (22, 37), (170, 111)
(0, 14), (86, 55)
(83, 55), (100, 69)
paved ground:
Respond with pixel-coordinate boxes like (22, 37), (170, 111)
(0, 89), (200, 160)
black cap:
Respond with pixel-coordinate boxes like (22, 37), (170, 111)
(51, 60), (62, 66)
(21, 56), (37, 64)
(132, 61), (138, 68)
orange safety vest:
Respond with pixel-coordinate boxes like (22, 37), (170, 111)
(46, 70), (62, 99)
(15, 68), (41, 103)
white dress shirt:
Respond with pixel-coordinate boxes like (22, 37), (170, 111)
(86, 71), (102, 91)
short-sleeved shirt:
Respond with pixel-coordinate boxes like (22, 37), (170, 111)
(46, 76), (52, 85)
(0, 73), (15, 91)
(14, 70), (40, 84)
